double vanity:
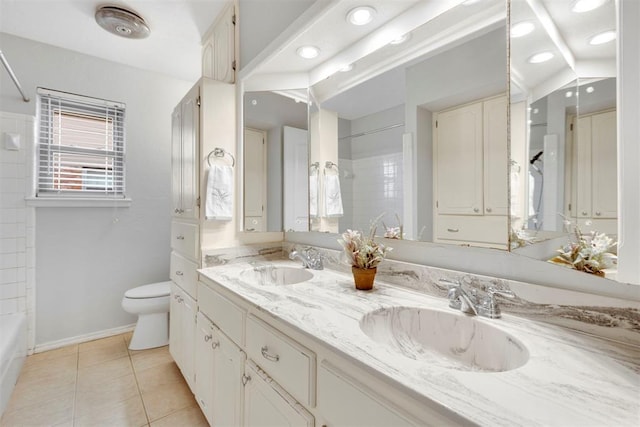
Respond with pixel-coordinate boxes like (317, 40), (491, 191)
(170, 244), (639, 426)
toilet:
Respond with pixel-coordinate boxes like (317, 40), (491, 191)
(121, 281), (172, 350)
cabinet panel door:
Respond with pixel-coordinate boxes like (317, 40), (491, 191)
(169, 284), (182, 366)
(181, 291), (197, 392)
(171, 107), (182, 216)
(435, 102), (483, 215)
(243, 361), (314, 427)
(318, 362), (416, 427)
(212, 5), (235, 83)
(181, 89), (200, 219)
(483, 96), (508, 215)
(283, 126), (310, 232)
(244, 128), (266, 223)
(575, 116), (593, 218)
(591, 110), (617, 218)
(211, 327), (245, 427)
(195, 313), (215, 423)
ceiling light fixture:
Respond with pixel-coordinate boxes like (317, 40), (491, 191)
(95, 6), (150, 39)
(589, 30), (616, 45)
(528, 52), (554, 63)
(571, 0), (607, 13)
(462, 0), (482, 5)
(511, 21), (535, 38)
(296, 46), (320, 59)
(340, 64), (354, 72)
(347, 6), (376, 26)
(565, 91), (573, 98)
(586, 86), (595, 93)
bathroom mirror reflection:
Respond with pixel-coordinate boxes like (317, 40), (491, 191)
(509, 0), (620, 280)
(308, 0), (509, 249)
(242, 90), (309, 232)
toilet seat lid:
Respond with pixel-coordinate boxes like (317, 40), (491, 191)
(125, 281), (171, 299)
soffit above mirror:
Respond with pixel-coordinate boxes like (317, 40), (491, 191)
(241, 0), (504, 89)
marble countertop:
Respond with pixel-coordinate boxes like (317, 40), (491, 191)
(199, 260), (640, 426)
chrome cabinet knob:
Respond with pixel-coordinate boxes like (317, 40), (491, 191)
(582, 211), (588, 216)
(473, 207), (479, 213)
(486, 207), (492, 213)
(595, 211), (602, 216)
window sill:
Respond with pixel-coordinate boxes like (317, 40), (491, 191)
(25, 197), (133, 208)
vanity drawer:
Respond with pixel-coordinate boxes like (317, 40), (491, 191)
(435, 214), (507, 248)
(197, 282), (245, 346)
(170, 252), (198, 298)
(171, 220), (199, 261)
(246, 314), (315, 407)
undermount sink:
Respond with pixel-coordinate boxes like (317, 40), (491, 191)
(360, 306), (529, 372)
(240, 265), (314, 286)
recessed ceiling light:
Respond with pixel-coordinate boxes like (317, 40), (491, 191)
(340, 64), (354, 72)
(462, 0), (482, 5)
(250, 99), (258, 106)
(389, 34), (410, 45)
(533, 108), (539, 114)
(565, 91), (573, 98)
(571, 0), (607, 13)
(511, 21), (535, 38)
(589, 30), (616, 45)
(296, 46), (320, 59)
(528, 52), (554, 63)
(346, 6), (376, 26)
(586, 86), (595, 93)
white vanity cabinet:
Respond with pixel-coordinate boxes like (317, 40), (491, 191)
(434, 94), (508, 248)
(169, 282), (196, 391)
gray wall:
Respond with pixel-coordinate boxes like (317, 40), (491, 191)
(0, 33), (192, 345)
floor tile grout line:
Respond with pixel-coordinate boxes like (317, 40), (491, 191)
(128, 335), (152, 426)
(72, 344), (79, 427)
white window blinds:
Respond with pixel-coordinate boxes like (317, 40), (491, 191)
(37, 88), (126, 198)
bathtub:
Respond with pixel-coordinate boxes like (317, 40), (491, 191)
(0, 313), (27, 417)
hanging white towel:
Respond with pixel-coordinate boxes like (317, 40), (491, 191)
(324, 173), (343, 217)
(206, 164), (233, 221)
(309, 173), (319, 218)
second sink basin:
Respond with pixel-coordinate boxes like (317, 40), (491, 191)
(360, 306), (529, 372)
(240, 265), (313, 286)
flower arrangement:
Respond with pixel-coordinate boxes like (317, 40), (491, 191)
(338, 218), (392, 270)
(549, 227), (617, 276)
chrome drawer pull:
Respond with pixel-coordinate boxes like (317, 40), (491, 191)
(176, 235), (185, 240)
(175, 271), (184, 276)
(261, 346), (280, 362)
(204, 334), (212, 342)
(211, 341), (220, 349)
(447, 228), (459, 233)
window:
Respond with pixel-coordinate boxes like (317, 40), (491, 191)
(36, 88), (126, 198)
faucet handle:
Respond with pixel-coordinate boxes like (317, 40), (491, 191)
(479, 287), (515, 319)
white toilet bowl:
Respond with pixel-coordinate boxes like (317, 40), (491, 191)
(122, 281), (172, 350)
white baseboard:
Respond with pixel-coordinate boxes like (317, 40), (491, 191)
(33, 324), (136, 354)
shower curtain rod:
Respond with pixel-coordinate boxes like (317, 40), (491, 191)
(0, 50), (30, 102)
(338, 122), (404, 140)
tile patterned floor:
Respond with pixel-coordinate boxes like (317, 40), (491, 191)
(1, 333), (208, 427)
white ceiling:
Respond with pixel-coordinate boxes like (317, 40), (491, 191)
(0, 0), (228, 82)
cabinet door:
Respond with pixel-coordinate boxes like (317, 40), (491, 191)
(435, 102), (483, 215)
(181, 290), (197, 392)
(243, 361), (314, 427)
(483, 96), (508, 216)
(318, 362), (416, 427)
(169, 283), (183, 367)
(591, 110), (617, 218)
(180, 90), (200, 219)
(575, 116), (593, 218)
(211, 327), (245, 427)
(171, 107), (182, 216)
(195, 313), (215, 423)
(213, 4), (235, 83)
(244, 128), (266, 229)
(283, 126), (310, 232)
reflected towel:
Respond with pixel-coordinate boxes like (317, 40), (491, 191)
(206, 164), (233, 220)
(324, 173), (343, 217)
(309, 173), (319, 218)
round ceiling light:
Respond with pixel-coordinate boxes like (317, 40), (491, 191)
(585, 86), (595, 93)
(340, 64), (354, 72)
(347, 6), (376, 26)
(528, 51), (554, 64)
(296, 46), (320, 59)
(95, 6), (150, 39)
(511, 21), (535, 38)
(589, 30), (616, 45)
(571, 0), (607, 13)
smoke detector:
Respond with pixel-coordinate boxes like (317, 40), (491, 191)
(95, 6), (150, 39)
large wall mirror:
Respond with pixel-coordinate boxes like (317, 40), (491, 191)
(509, 0), (621, 280)
(307, 0), (509, 248)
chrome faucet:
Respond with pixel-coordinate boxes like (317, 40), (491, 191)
(289, 247), (324, 270)
(439, 278), (515, 319)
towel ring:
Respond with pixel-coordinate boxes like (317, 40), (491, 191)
(310, 161), (320, 171)
(324, 161), (339, 172)
(207, 147), (235, 167)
